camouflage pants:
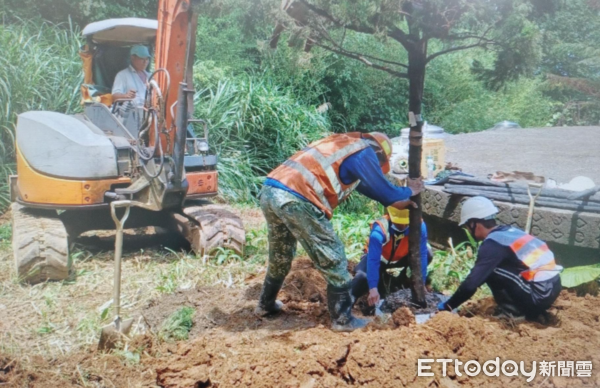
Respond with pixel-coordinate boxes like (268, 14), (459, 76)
(259, 185), (352, 288)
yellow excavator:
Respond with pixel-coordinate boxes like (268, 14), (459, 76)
(9, 0), (246, 285)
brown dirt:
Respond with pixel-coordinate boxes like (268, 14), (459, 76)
(0, 351), (155, 387)
(392, 307), (416, 327)
(2, 258), (600, 388)
(154, 289), (600, 388)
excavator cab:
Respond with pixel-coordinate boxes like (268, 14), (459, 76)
(79, 18), (158, 148)
(10, 9), (245, 285)
(80, 18), (158, 107)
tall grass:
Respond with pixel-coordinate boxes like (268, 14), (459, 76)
(0, 19), (82, 210)
(193, 74), (331, 202)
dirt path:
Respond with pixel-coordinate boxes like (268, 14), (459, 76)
(2, 258), (599, 388)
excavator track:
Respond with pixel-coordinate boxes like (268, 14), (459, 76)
(11, 203), (70, 284)
(173, 204), (246, 257)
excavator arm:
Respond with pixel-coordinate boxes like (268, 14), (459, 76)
(116, 0), (205, 210)
(154, 0), (201, 184)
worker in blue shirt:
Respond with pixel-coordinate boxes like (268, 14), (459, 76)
(256, 132), (424, 332)
(352, 207), (431, 309)
(438, 197), (562, 320)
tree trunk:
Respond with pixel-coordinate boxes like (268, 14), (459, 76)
(407, 44), (427, 307)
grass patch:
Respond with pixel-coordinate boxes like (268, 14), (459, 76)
(193, 74), (331, 203)
(0, 207), (270, 358)
(159, 306), (195, 342)
(0, 222), (11, 246)
(331, 210), (378, 262)
(428, 235), (491, 299)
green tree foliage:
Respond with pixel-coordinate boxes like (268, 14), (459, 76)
(272, 0), (556, 116)
(194, 0), (275, 75)
(0, 0), (155, 26)
(425, 49), (553, 132)
(538, 0), (600, 125)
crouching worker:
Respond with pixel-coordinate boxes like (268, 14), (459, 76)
(255, 132), (424, 332)
(351, 207), (431, 311)
(438, 196), (562, 320)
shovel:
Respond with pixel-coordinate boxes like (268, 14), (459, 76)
(98, 201), (135, 351)
(525, 183), (543, 234)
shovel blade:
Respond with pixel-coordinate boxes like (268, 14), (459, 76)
(98, 318), (134, 351)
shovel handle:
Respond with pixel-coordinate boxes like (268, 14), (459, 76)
(110, 201), (131, 322)
(525, 183), (543, 234)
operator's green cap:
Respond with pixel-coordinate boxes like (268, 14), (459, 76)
(130, 45), (150, 58)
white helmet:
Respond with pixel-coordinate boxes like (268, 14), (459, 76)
(459, 196), (499, 226)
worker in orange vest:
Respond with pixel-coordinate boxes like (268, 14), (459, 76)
(256, 132), (424, 332)
(351, 207), (431, 310)
(438, 196), (563, 320)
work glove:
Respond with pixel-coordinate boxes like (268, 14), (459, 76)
(437, 301), (447, 311)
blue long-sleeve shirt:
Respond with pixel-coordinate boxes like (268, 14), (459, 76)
(264, 146), (412, 206)
(366, 222), (429, 289)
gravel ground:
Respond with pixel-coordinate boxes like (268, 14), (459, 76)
(444, 126), (600, 185)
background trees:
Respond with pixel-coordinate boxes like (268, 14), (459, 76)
(0, 0), (599, 216)
(269, 0), (559, 303)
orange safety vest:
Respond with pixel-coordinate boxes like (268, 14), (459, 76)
(268, 132), (370, 219)
(486, 228), (563, 282)
(364, 216), (411, 264)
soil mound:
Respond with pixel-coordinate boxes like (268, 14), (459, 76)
(154, 282), (600, 388)
(5, 257), (600, 388)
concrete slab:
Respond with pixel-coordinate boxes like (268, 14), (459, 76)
(421, 186), (600, 265)
(444, 126), (600, 185)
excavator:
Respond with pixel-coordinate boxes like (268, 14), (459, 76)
(9, 0), (246, 285)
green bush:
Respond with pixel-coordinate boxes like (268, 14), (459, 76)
(193, 73), (331, 202)
(425, 49), (554, 133)
(429, 232), (480, 293)
(0, 20), (82, 210)
(1, 0), (155, 26)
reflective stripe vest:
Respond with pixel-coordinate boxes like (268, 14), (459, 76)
(486, 227), (563, 282)
(268, 132), (370, 219)
(364, 216), (410, 264)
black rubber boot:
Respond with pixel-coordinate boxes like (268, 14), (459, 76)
(327, 284), (370, 332)
(350, 271), (369, 302)
(491, 288), (525, 321)
(254, 276), (284, 316)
